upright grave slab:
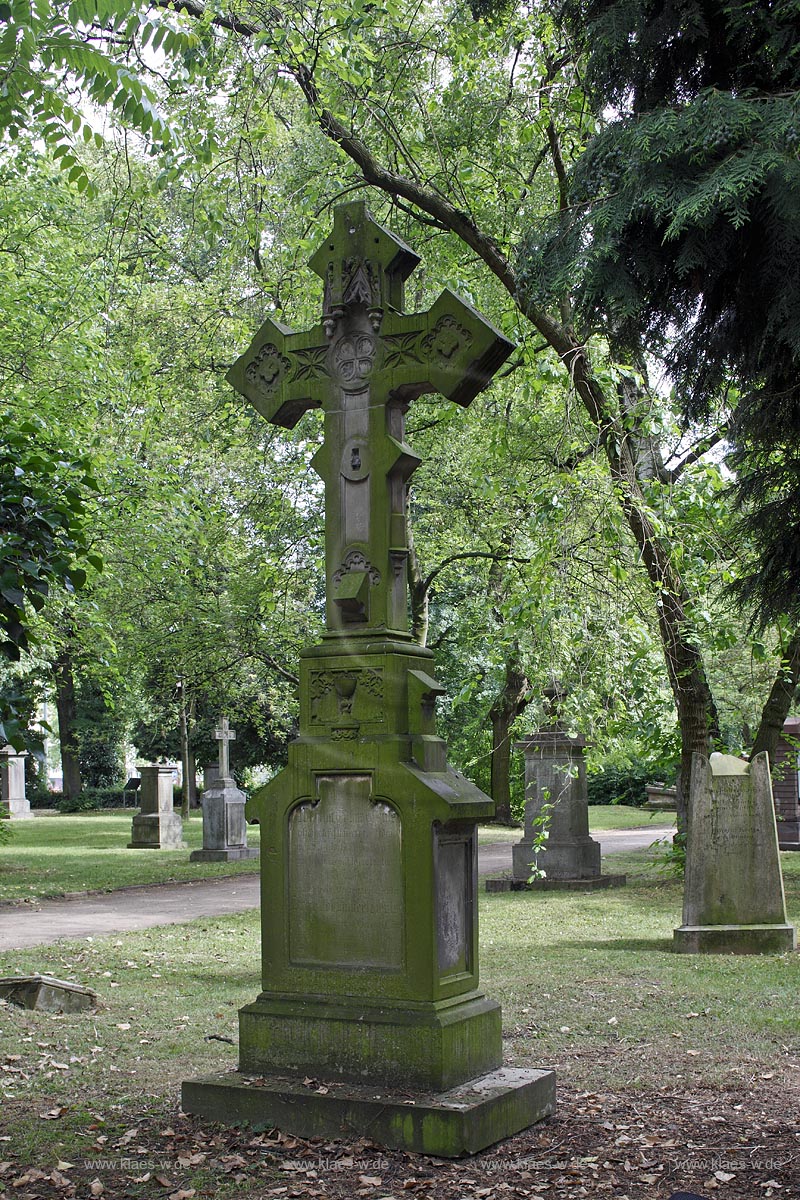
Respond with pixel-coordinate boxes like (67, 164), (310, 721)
(190, 717), (257, 863)
(0, 746), (30, 819)
(128, 763), (185, 850)
(674, 752), (796, 954)
(182, 202), (555, 1155)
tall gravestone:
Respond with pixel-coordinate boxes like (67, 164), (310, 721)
(182, 202), (555, 1155)
(190, 717), (256, 863)
(128, 763), (185, 850)
(0, 746), (30, 819)
(771, 716), (800, 849)
(674, 752), (796, 953)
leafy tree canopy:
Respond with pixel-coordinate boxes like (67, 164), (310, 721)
(519, 0), (800, 621)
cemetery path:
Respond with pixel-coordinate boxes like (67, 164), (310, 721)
(0, 827), (675, 951)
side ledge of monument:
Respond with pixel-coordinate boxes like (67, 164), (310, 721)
(181, 1067), (556, 1158)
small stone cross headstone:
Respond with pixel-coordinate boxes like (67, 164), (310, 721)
(214, 716), (235, 781)
(182, 201), (555, 1156)
(190, 718), (256, 863)
(674, 751), (796, 953)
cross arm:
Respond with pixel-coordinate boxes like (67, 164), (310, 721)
(379, 289), (514, 407)
(226, 317), (329, 428)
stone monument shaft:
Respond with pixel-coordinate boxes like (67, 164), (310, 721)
(183, 202), (555, 1155)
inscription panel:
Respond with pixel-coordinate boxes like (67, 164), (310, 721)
(288, 775), (403, 969)
(435, 827), (474, 976)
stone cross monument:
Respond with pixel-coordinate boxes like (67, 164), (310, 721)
(214, 716), (235, 780)
(183, 202), (555, 1154)
(190, 717), (257, 863)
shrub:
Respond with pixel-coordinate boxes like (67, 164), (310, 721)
(586, 757), (677, 807)
(57, 787), (134, 813)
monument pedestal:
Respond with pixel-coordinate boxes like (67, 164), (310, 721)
(674, 753), (796, 954)
(486, 726), (625, 892)
(190, 776), (257, 863)
(0, 746), (30, 819)
(128, 764), (185, 850)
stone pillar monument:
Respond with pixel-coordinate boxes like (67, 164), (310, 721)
(0, 746), (30, 819)
(674, 752), (796, 953)
(190, 717), (257, 863)
(182, 202), (555, 1155)
(128, 764), (185, 850)
(488, 686), (624, 891)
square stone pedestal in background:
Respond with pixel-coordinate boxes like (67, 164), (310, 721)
(487, 699), (624, 892)
(0, 746), (30, 819)
(128, 764), (185, 850)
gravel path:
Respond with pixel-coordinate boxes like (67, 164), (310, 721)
(0, 826), (675, 951)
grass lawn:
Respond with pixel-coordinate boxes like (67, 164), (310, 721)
(0, 812), (261, 903)
(0, 848), (797, 1199)
(1, 807), (676, 903)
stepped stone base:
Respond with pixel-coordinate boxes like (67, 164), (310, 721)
(189, 847), (258, 862)
(674, 924), (797, 954)
(181, 1066), (556, 1157)
(486, 874), (626, 893)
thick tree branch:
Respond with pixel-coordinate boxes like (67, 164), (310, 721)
(665, 428), (726, 484)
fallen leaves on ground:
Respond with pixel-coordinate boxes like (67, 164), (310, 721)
(0, 1079), (797, 1200)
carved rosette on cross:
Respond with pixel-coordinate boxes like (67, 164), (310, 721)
(183, 202), (556, 1156)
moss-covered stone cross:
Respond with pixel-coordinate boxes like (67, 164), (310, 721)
(227, 201), (513, 637)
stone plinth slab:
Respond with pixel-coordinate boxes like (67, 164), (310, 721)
(182, 1065), (556, 1157)
(239, 993), (502, 1093)
(190, 846), (258, 862)
(0, 974), (98, 1012)
(486, 874), (626, 893)
(674, 923), (796, 954)
(675, 752), (795, 954)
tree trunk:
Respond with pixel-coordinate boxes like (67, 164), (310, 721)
(178, 685), (194, 818)
(488, 653), (531, 823)
(750, 627), (800, 761)
(53, 650), (81, 801)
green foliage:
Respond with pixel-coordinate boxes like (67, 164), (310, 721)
(56, 785), (124, 812)
(75, 681), (125, 787)
(0, 0), (183, 192)
(586, 752), (677, 808)
(0, 412), (97, 666)
(521, 0), (800, 622)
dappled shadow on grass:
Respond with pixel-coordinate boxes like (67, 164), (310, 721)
(561, 936), (674, 954)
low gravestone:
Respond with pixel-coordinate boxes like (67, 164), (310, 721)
(487, 689), (624, 892)
(0, 975), (98, 1012)
(128, 764), (185, 850)
(674, 752), (796, 953)
(644, 783), (677, 811)
(190, 718), (257, 863)
(0, 746), (31, 819)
